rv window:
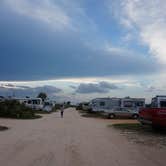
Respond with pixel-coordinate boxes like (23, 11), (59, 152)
(100, 101), (105, 106)
(32, 100), (40, 105)
(28, 100), (31, 104)
(135, 102), (144, 107)
(123, 101), (133, 107)
(160, 101), (166, 107)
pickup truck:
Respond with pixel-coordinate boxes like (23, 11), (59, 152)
(139, 108), (166, 128)
(139, 95), (166, 128)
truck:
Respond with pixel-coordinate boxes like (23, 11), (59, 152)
(139, 95), (166, 128)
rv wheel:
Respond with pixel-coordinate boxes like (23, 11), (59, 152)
(108, 114), (115, 119)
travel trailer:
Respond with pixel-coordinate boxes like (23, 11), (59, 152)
(15, 98), (43, 110)
(139, 95), (166, 128)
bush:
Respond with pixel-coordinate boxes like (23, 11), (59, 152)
(0, 100), (39, 119)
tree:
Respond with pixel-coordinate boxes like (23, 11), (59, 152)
(37, 92), (47, 102)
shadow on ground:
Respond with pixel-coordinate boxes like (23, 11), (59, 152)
(0, 126), (9, 131)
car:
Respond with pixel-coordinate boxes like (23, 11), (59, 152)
(107, 107), (139, 119)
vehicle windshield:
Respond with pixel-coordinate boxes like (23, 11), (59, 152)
(160, 101), (166, 108)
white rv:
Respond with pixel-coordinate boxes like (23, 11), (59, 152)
(91, 97), (145, 112)
(91, 97), (121, 112)
(15, 98), (43, 110)
(121, 97), (145, 110)
(151, 95), (166, 108)
(43, 100), (56, 112)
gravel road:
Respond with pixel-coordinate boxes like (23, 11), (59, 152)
(0, 108), (166, 166)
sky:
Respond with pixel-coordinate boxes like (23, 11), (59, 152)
(0, 0), (166, 103)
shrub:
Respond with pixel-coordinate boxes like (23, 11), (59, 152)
(0, 100), (38, 119)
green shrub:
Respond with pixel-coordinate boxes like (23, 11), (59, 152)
(0, 100), (38, 119)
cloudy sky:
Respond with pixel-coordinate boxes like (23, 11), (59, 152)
(0, 0), (166, 103)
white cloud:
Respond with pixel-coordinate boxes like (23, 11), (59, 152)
(4, 0), (72, 31)
(110, 0), (166, 64)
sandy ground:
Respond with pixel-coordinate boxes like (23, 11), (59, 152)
(0, 108), (166, 166)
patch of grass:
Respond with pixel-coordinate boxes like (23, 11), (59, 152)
(0, 100), (42, 119)
(81, 111), (107, 119)
(0, 126), (8, 131)
(110, 123), (149, 131)
(109, 123), (166, 148)
(35, 110), (52, 114)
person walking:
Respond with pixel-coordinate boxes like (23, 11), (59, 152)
(60, 104), (64, 118)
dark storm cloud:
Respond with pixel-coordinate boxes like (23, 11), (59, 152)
(0, 3), (158, 81)
(75, 81), (119, 94)
(0, 84), (62, 97)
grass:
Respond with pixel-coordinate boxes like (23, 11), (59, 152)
(109, 123), (166, 147)
(79, 110), (107, 119)
(34, 110), (52, 114)
(110, 123), (150, 131)
(0, 126), (9, 131)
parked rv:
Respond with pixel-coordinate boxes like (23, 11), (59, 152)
(91, 97), (145, 119)
(121, 97), (145, 110)
(15, 98), (43, 110)
(139, 95), (166, 128)
(43, 100), (55, 112)
(91, 98), (121, 112)
(82, 102), (91, 111)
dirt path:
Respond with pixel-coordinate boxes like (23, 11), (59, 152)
(0, 108), (166, 166)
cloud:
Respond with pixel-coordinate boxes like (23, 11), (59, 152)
(75, 81), (119, 94)
(0, 84), (62, 97)
(110, 0), (166, 64)
(4, 0), (72, 31)
(0, 0), (160, 81)
(70, 85), (77, 89)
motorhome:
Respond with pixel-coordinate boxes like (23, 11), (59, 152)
(121, 97), (145, 110)
(15, 98), (43, 110)
(91, 97), (145, 118)
(91, 97), (121, 112)
(43, 100), (56, 112)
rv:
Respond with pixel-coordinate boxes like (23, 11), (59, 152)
(121, 97), (145, 110)
(91, 97), (121, 112)
(43, 100), (56, 112)
(15, 98), (43, 110)
(91, 97), (145, 119)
